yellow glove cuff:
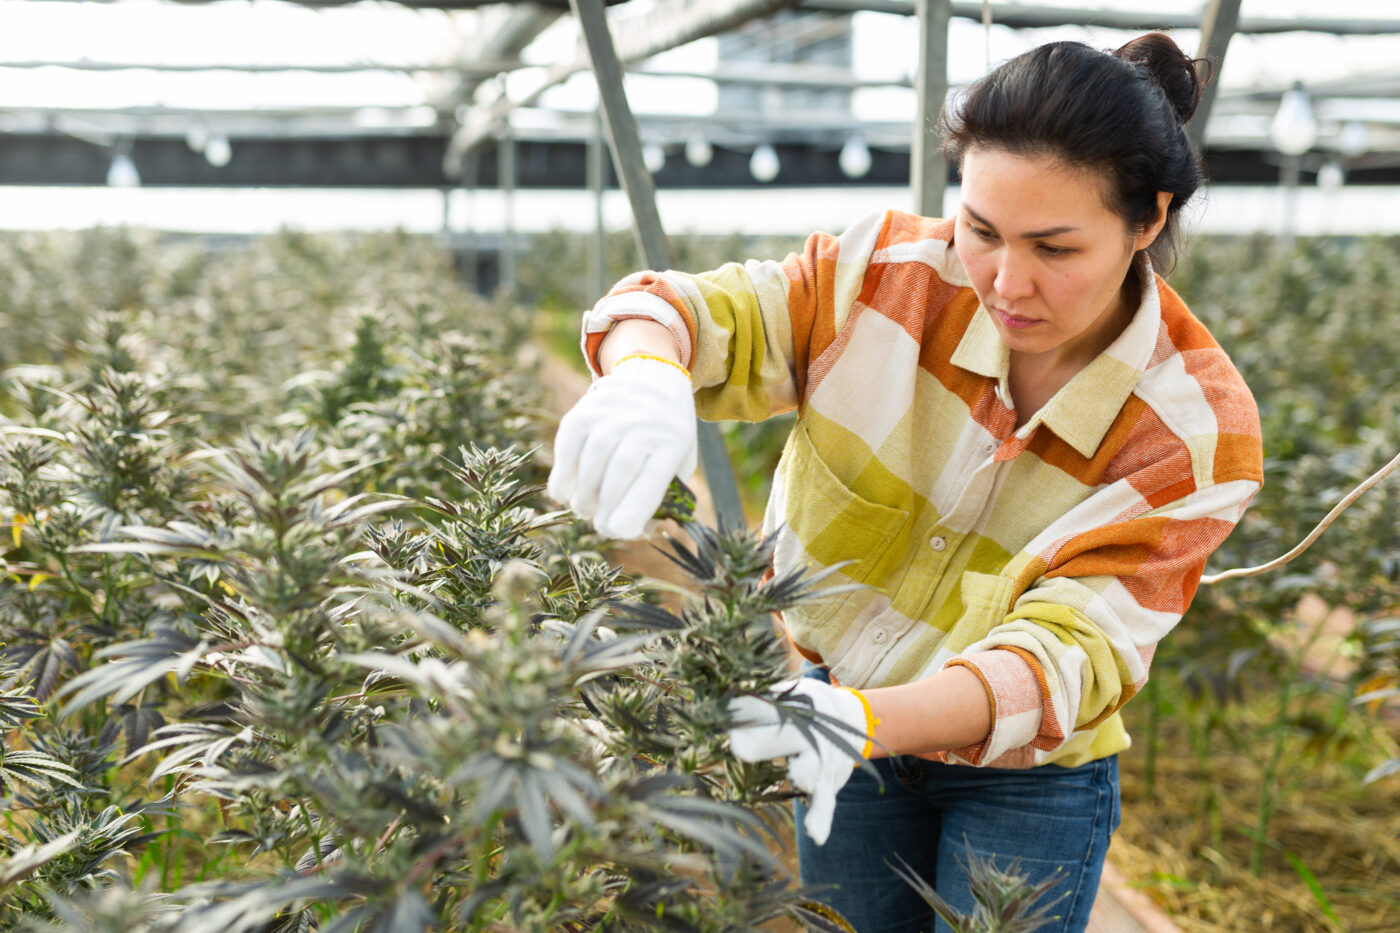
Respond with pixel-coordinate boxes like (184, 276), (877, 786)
(837, 686), (880, 761)
(613, 353), (691, 381)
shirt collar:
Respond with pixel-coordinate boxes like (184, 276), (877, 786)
(950, 259), (1163, 458)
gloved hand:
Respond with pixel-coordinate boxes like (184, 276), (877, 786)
(727, 678), (878, 846)
(548, 354), (697, 540)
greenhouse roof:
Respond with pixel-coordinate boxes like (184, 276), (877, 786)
(5, 1), (1400, 233)
(4, 1), (1400, 151)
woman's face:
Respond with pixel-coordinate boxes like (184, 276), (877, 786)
(953, 146), (1165, 371)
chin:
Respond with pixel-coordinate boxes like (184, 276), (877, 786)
(993, 324), (1050, 353)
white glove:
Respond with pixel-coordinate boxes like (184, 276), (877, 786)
(727, 678), (876, 846)
(548, 355), (698, 541)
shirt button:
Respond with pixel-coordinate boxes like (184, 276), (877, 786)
(871, 629), (889, 644)
(984, 441), (997, 455)
(930, 535), (947, 552)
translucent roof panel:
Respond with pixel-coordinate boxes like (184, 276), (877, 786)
(5, 0), (1400, 235)
(0, 0), (472, 112)
(3, 0), (1399, 118)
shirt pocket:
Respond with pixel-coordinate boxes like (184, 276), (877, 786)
(958, 571), (1018, 635)
(780, 422), (910, 629)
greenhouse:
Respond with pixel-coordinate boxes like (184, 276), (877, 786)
(1, 1), (1398, 931)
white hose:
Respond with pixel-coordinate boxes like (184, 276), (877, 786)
(1201, 447), (1400, 585)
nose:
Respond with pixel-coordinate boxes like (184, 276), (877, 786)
(993, 250), (1034, 302)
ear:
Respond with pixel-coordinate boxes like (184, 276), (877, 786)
(1133, 191), (1173, 251)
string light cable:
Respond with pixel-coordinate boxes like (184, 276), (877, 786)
(1200, 447), (1400, 585)
(982, 0), (992, 69)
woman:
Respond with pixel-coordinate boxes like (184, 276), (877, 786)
(549, 33), (1262, 933)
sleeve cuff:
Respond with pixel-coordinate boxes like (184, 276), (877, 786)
(582, 291), (695, 378)
(944, 647), (1059, 766)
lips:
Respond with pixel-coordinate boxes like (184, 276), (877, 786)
(995, 308), (1040, 330)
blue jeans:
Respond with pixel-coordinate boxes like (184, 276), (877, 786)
(795, 668), (1120, 933)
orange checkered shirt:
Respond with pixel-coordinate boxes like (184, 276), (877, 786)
(581, 210), (1263, 769)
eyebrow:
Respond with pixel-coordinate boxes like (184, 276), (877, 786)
(963, 204), (1080, 240)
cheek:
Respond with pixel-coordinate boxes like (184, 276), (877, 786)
(955, 243), (994, 288)
(953, 240), (975, 274)
(1043, 266), (1115, 324)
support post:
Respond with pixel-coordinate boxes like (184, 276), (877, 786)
(461, 153), (479, 293)
(497, 125), (517, 297)
(1189, 0), (1243, 152)
(587, 108), (608, 302)
(1279, 153), (1301, 248)
(912, 0), (951, 217)
(569, 0), (747, 530)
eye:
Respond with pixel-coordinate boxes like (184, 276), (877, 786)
(1037, 244), (1073, 257)
(971, 225), (997, 242)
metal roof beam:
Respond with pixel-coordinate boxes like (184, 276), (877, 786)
(0, 102), (915, 144)
(1189, 0), (1242, 152)
(640, 61), (906, 89)
(569, 0), (746, 529)
(36, 0), (1400, 32)
(149, 0), (624, 8)
(911, 0), (949, 217)
(800, 1), (1400, 36)
(443, 0), (804, 176)
(1218, 70), (1400, 103)
(0, 60), (516, 75)
(0, 58), (910, 89)
(431, 3), (563, 110)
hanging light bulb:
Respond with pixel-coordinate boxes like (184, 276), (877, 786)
(204, 135), (233, 168)
(839, 136), (872, 179)
(684, 136), (713, 168)
(106, 151), (140, 188)
(1336, 120), (1369, 159)
(185, 123), (209, 154)
(642, 142), (666, 174)
(1317, 159), (1345, 191)
(1271, 82), (1317, 156)
(749, 143), (779, 183)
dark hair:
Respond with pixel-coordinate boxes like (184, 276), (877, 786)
(941, 33), (1206, 271)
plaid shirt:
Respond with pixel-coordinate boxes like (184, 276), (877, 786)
(581, 210), (1262, 769)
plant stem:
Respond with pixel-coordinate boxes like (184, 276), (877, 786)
(52, 548), (100, 621)
(1190, 701), (1223, 854)
(1251, 724), (1288, 876)
(300, 803), (325, 868)
(1251, 608), (1333, 876)
(1144, 675), (1161, 801)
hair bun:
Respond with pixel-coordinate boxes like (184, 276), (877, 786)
(1114, 32), (1203, 126)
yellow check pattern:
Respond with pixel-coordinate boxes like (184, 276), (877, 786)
(581, 210), (1263, 768)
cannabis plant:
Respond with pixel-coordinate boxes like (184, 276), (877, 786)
(0, 228), (1055, 932)
(38, 438), (859, 931)
(891, 844), (1065, 933)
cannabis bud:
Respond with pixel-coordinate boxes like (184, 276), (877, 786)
(653, 477), (698, 523)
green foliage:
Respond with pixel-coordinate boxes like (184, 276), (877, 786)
(0, 230), (862, 931)
(652, 479), (698, 525)
(890, 844), (1065, 933)
(1126, 233), (1400, 898)
(6, 223), (1394, 931)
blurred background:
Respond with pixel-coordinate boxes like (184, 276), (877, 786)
(5, 1), (1400, 253)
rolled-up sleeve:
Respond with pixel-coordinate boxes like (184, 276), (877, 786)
(945, 470), (1262, 766)
(579, 211), (890, 423)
